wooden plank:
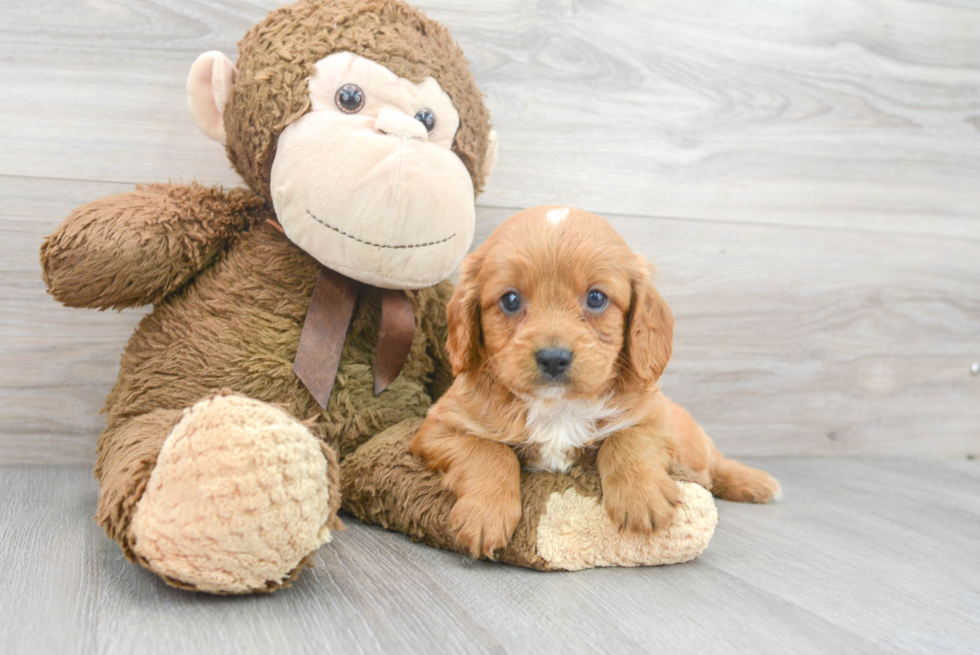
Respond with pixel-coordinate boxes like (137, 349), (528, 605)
(0, 177), (146, 464)
(704, 458), (980, 655)
(0, 466), (503, 655)
(0, 466), (101, 654)
(429, 0), (980, 235)
(0, 0), (272, 190)
(3, 177), (978, 463)
(0, 0), (977, 233)
(1, 460), (978, 653)
(319, 505), (893, 655)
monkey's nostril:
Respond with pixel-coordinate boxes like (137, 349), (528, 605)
(535, 348), (573, 380)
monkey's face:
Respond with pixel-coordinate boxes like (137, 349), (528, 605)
(269, 52), (476, 289)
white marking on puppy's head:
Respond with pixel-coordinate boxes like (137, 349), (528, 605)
(545, 207), (570, 226)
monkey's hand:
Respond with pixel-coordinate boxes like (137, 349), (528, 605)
(41, 182), (266, 309)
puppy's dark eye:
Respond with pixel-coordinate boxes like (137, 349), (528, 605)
(335, 84), (365, 114)
(414, 108), (436, 132)
(586, 289), (608, 311)
(499, 291), (522, 314)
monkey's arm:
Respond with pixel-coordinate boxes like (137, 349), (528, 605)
(41, 182), (267, 309)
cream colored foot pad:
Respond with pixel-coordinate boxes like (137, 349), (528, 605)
(130, 395), (333, 593)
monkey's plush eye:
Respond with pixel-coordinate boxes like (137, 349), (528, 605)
(586, 289), (608, 311)
(499, 291), (522, 314)
(414, 109), (436, 133)
(335, 84), (365, 114)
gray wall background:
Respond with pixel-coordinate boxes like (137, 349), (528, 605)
(1, 0), (977, 463)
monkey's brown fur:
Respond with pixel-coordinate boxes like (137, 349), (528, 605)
(40, 0), (481, 593)
(40, 183), (268, 310)
(226, 0), (492, 200)
(44, 197), (455, 589)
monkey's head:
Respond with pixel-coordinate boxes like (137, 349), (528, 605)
(186, 0), (497, 289)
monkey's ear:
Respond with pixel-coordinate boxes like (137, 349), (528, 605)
(482, 129), (499, 180)
(186, 51), (238, 143)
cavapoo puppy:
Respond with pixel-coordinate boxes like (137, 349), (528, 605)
(411, 206), (780, 557)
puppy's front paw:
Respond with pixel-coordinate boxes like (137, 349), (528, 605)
(602, 470), (681, 535)
(449, 493), (522, 558)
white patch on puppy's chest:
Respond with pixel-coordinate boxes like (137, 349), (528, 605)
(522, 396), (633, 473)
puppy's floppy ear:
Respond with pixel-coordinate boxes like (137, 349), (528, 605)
(623, 258), (674, 386)
(446, 252), (484, 375)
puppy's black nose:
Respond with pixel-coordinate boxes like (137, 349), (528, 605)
(535, 348), (573, 379)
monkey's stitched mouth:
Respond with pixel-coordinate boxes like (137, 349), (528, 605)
(307, 211), (456, 250)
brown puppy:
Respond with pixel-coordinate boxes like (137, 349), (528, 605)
(411, 206), (781, 557)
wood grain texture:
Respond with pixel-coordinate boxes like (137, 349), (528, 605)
(1, 0), (978, 462)
(457, 0), (980, 234)
(1, 0), (978, 232)
(0, 177), (146, 464)
(5, 177), (976, 461)
(1, 460), (979, 654)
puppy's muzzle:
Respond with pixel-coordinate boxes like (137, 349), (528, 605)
(535, 347), (573, 381)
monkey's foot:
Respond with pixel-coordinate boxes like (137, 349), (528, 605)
(128, 394), (340, 594)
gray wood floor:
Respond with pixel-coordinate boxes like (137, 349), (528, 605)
(2, 459), (978, 655)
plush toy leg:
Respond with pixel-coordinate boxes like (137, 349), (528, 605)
(95, 393), (342, 594)
(341, 419), (718, 571)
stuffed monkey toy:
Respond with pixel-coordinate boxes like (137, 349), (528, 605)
(40, 0), (717, 594)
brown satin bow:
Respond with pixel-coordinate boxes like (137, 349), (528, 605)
(267, 219), (416, 409)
